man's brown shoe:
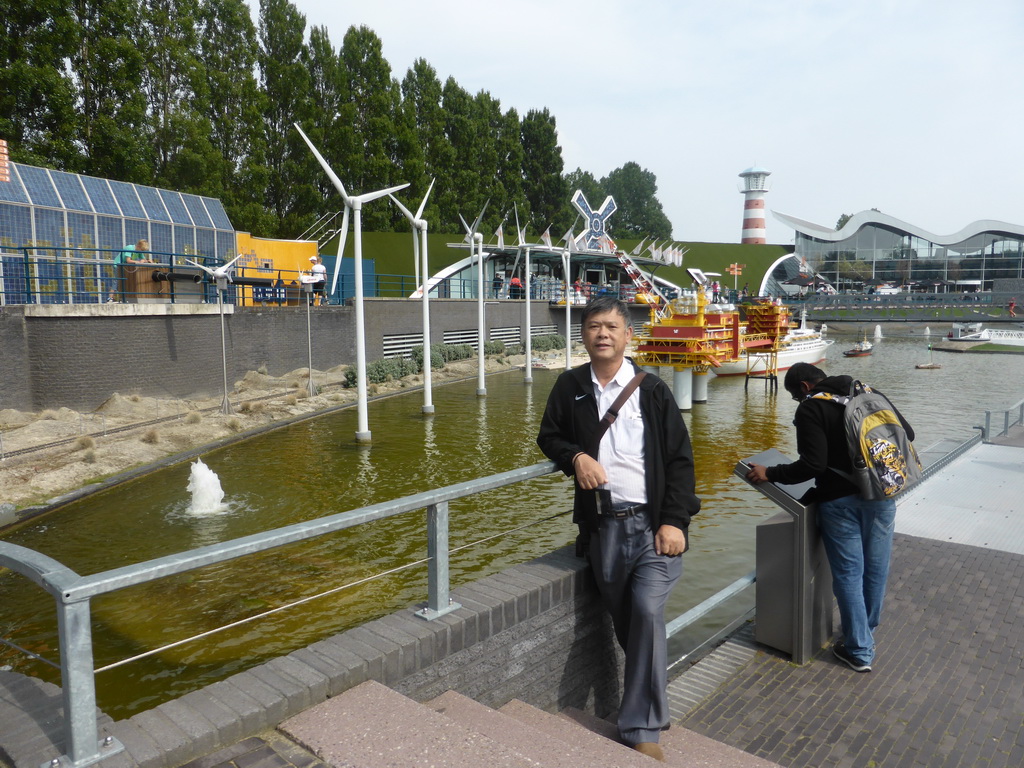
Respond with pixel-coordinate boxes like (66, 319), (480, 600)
(633, 742), (665, 761)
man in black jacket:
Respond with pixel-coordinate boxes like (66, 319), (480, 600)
(746, 362), (914, 673)
(537, 296), (700, 762)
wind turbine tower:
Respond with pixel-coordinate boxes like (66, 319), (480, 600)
(739, 165), (771, 244)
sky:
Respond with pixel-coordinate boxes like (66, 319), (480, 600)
(257, 0), (1024, 245)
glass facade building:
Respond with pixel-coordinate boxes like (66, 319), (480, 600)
(772, 210), (1024, 292)
(0, 161), (236, 304)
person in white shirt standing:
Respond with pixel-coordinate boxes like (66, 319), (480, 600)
(537, 296), (700, 762)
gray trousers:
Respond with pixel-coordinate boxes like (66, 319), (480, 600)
(589, 509), (683, 745)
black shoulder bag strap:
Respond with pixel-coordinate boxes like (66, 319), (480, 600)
(575, 370), (646, 558)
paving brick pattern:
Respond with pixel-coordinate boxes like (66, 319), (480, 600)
(680, 533), (1024, 768)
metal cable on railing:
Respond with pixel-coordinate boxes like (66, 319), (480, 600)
(92, 507), (570, 673)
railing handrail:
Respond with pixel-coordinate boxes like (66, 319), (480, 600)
(62, 461), (557, 602)
(0, 459), (558, 768)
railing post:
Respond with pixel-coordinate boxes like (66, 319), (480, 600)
(417, 501), (460, 620)
(52, 597), (123, 768)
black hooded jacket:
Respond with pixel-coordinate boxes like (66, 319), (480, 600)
(536, 359), (701, 534)
(765, 374), (915, 503)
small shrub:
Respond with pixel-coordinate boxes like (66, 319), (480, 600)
(285, 395), (297, 406)
(141, 429), (159, 444)
(483, 340), (506, 355)
(238, 401), (265, 414)
(40, 410), (58, 420)
(225, 418), (242, 432)
(74, 435), (95, 451)
(130, 394), (141, 402)
(185, 411), (201, 425)
(256, 364), (268, 375)
(505, 343), (525, 356)
(82, 449), (96, 464)
(531, 334), (565, 352)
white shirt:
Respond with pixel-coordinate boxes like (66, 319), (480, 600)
(591, 360), (647, 506)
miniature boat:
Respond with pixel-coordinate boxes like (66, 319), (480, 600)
(842, 339), (873, 358)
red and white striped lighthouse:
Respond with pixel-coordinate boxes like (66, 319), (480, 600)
(739, 165), (771, 244)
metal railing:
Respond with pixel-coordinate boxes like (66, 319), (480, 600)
(0, 461), (556, 767)
(982, 395), (1024, 440)
(0, 456), (765, 768)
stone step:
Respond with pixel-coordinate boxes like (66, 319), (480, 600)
(561, 706), (783, 767)
(280, 680), (535, 768)
(498, 699), (653, 767)
(428, 690), (619, 768)
(279, 679), (783, 768)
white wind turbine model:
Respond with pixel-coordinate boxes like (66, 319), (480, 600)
(459, 201), (489, 396)
(389, 179), (436, 414)
(560, 229), (577, 371)
(186, 253), (245, 414)
(513, 204), (534, 384)
(295, 123), (409, 443)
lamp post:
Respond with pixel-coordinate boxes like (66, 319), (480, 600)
(216, 274), (232, 415)
(304, 282), (315, 398)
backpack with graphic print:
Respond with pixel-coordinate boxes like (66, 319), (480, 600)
(811, 380), (923, 500)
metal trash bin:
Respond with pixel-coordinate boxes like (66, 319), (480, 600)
(736, 448), (833, 664)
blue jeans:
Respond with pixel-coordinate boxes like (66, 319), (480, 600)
(817, 494), (896, 665)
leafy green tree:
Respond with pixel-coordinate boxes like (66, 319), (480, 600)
(497, 106), (528, 237)
(473, 90), (504, 232)
(197, 0), (270, 234)
(338, 24), (402, 231)
(836, 213), (853, 230)
(564, 168), (605, 214)
(300, 24), (345, 220)
(521, 107), (568, 235)
(600, 161), (672, 239)
(258, 0), (313, 236)
(69, 0), (151, 182)
(400, 58), (452, 232)
(141, 0), (219, 193)
(441, 77), (482, 230)
(0, 0), (78, 167)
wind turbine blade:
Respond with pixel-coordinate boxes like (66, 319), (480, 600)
(356, 183), (410, 205)
(221, 254), (243, 271)
(185, 258), (215, 275)
(459, 213), (472, 237)
(294, 123), (350, 205)
(329, 205), (350, 296)
(388, 193), (414, 222)
(414, 178), (436, 219)
(471, 199), (490, 233)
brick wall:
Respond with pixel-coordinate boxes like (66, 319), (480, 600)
(9, 299), (608, 412)
(0, 308), (31, 412)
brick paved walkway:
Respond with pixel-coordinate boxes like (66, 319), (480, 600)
(679, 534), (1024, 768)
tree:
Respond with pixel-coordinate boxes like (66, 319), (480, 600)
(338, 24), (402, 231)
(600, 162), (672, 239)
(520, 108), (568, 234)
(69, 0), (151, 182)
(196, 0), (270, 234)
(0, 0), (78, 167)
(564, 168), (604, 212)
(441, 77), (481, 230)
(258, 0), (313, 236)
(496, 107), (528, 235)
(836, 213), (853, 231)
(400, 58), (452, 232)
